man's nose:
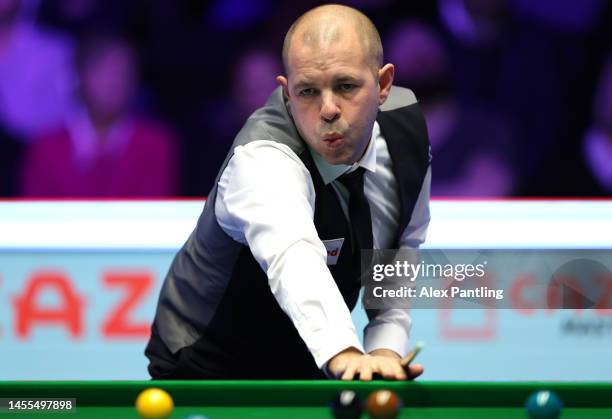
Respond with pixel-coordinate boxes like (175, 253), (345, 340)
(320, 91), (340, 123)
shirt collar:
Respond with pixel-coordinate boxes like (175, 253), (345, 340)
(309, 121), (379, 185)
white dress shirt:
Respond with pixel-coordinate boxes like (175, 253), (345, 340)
(215, 121), (431, 369)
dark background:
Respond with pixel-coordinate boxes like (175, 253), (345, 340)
(1, 0), (611, 198)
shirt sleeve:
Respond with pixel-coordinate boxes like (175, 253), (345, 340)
(215, 140), (364, 368)
(363, 308), (412, 356)
(363, 165), (432, 356)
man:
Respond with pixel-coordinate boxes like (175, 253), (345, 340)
(146, 4), (431, 380)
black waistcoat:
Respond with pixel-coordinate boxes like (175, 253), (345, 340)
(149, 86), (430, 379)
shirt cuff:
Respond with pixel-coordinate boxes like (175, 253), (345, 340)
(363, 321), (410, 357)
(307, 324), (364, 370)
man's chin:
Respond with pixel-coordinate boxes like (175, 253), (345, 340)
(322, 153), (353, 166)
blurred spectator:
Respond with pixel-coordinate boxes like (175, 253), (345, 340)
(439, 0), (610, 195)
(579, 55), (612, 194)
(21, 34), (178, 197)
(0, 0), (74, 138)
(386, 20), (515, 196)
(231, 48), (282, 122)
(438, 0), (508, 104)
(181, 47), (282, 196)
(439, 0), (507, 46)
(497, 0), (608, 193)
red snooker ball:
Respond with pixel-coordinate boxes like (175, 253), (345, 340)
(366, 389), (401, 419)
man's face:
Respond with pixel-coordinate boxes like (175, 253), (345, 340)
(279, 32), (382, 165)
(81, 44), (136, 121)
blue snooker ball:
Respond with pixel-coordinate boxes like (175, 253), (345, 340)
(525, 390), (563, 419)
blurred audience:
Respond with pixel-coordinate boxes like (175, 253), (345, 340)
(439, 0), (507, 46)
(510, 0), (606, 35)
(0, 0), (608, 198)
(438, 0), (508, 105)
(438, 0), (611, 195)
(20, 34), (178, 197)
(386, 20), (515, 196)
(497, 0), (609, 194)
(181, 47), (282, 196)
(0, 0), (73, 139)
(36, 0), (144, 39)
(230, 48), (282, 122)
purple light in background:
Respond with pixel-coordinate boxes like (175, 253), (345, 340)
(209, 0), (273, 30)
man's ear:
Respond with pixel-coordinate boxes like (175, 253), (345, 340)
(377, 64), (395, 105)
(276, 75), (290, 99)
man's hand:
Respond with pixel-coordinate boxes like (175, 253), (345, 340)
(327, 347), (424, 381)
(370, 348), (424, 380)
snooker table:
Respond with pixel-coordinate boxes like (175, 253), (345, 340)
(1, 381), (611, 418)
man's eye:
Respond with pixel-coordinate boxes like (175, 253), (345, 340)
(298, 88), (316, 97)
(338, 84), (356, 92)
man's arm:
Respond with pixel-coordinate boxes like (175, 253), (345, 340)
(361, 166), (432, 378)
(215, 141), (365, 369)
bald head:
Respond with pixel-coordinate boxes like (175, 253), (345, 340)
(282, 4), (383, 75)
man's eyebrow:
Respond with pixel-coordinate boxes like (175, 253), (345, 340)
(292, 75), (361, 89)
(292, 80), (315, 90)
(333, 75), (360, 83)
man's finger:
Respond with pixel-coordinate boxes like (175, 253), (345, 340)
(341, 362), (359, 381)
(359, 361), (373, 381)
(398, 364), (409, 380)
(390, 362), (407, 380)
(378, 361), (396, 379)
(405, 363), (424, 380)
(382, 359), (407, 380)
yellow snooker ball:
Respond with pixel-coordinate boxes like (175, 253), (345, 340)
(135, 388), (174, 419)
